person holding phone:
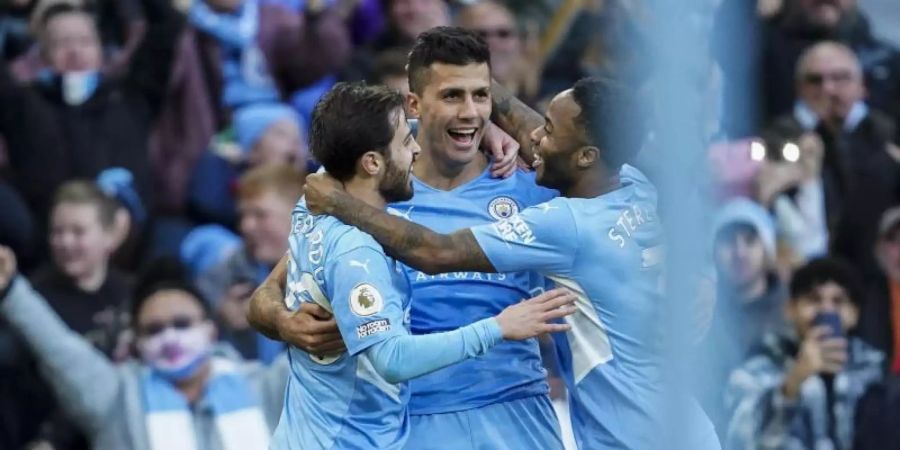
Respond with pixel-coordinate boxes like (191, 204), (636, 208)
(724, 258), (884, 450)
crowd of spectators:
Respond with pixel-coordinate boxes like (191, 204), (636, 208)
(0, 0), (898, 449)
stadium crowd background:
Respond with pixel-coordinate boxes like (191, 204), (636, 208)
(0, 0), (899, 448)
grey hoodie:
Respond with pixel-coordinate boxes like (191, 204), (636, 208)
(1, 276), (289, 450)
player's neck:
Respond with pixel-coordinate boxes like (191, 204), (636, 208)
(344, 179), (387, 210)
(565, 168), (621, 198)
(413, 139), (488, 191)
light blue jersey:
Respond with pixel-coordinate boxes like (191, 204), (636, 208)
(389, 166), (557, 414)
(471, 166), (718, 450)
(272, 202), (412, 450)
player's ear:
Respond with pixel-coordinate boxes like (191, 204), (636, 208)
(359, 151), (384, 177)
(576, 146), (599, 168)
(406, 92), (421, 119)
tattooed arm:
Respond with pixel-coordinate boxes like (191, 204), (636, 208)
(304, 176), (496, 275)
(491, 79), (545, 166)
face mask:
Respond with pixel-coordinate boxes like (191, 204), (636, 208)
(62, 71), (100, 105)
(39, 69), (101, 105)
(138, 323), (213, 382)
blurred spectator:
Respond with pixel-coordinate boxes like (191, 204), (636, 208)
(195, 165), (303, 363)
(853, 373), (900, 450)
(32, 180), (131, 355)
(371, 47), (410, 98)
(718, 0), (900, 135)
(20, 180), (133, 450)
(857, 207), (900, 374)
(149, 0), (348, 214)
(762, 42), (898, 270)
(697, 198), (788, 435)
(375, 0), (448, 51)
(185, 0), (349, 111)
(0, 0), (34, 61)
(456, 0), (538, 103)
(0, 0), (179, 241)
(342, 0), (448, 81)
(724, 258), (883, 450)
(0, 178), (35, 268)
(188, 102), (304, 228)
(0, 250), (287, 450)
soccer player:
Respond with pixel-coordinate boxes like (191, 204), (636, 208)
(303, 77), (721, 450)
(261, 82), (574, 449)
(253, 27), (568, 450)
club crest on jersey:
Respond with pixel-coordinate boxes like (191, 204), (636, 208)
(488, 196), (519, 220)
(350, 283), (383, 316)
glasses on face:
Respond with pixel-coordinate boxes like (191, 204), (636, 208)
(474, 28), (516, 40)
(802, 70), (854, 86)
(138, 315), (200, 337)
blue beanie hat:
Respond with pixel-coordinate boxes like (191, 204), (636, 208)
(712, 198), (776, 259)
(180, 224), (242, 277)
(234, 103), (300, 153)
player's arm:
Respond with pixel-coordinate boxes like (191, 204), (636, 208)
(305, 177), (494, 275)
(248, 254), (346, 355)
(366, 288), (576, 384)
(491, 79), (544, 166)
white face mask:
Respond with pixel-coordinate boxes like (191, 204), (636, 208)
(61, 70), (99, 105)
(137, 322), (213, 381)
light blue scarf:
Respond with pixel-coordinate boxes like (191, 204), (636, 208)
(141, 357), (270, 450)
(189, 0), (279, 108)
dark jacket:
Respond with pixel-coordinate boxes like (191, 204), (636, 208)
(764, 109), (899, 271)
(716, 7), (900, 136)
(0, 0), (181, 222)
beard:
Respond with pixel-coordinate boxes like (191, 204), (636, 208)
(379, 158), (414, 203)
(536, 154), (573, 192)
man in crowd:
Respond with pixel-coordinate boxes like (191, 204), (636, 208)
(858, 207), (900, 374)
(725, 258), (883, 450)
(698, 198), (788, 435)
(763, 42), (898, 271)
(197, 165), (303, 363)
(456, 1), (537, 103)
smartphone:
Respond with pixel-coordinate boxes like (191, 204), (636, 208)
(812, 311), (843, 339)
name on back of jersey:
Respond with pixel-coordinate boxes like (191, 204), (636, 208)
(607, 203), (656, 248)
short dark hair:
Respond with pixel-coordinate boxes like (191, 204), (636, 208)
(789, 258), (863, 307)
(570, 77), (646, 169)
(39, 3), (94, 29)
(407, 26), (490, 95)
(373, 47), (411, 84)
(130, 257), (209, 327)
(310, 82), (405, 181)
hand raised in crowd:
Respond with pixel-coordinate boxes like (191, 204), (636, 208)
(496, 288), (576, 340)
(0, 246), (17, 293)
(304, 172), (346, 215)
(782, 325), (848, 399)
(278, 302), (345, 356)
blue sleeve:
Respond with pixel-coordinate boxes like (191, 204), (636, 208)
(326, 246), (408, 356)
(364, 317), (503, 384)
(470, 197), (578, 274)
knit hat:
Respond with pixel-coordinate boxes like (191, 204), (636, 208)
(233, 103), (299, 153)
(712, 197), (776, 259)
(180, 224), (241, 277)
